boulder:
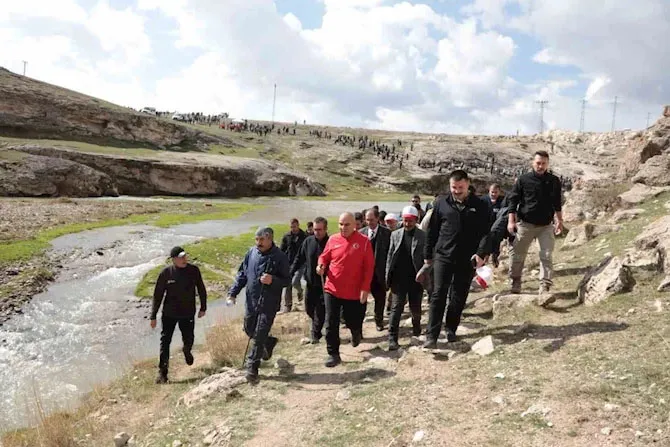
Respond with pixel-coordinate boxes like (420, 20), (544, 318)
(179, 368), (246, 407)
(114, 432), (131, 447)
(492, 293), (547, 314)
(622, 248), (663, 274)
(631, 153), (670, 186)
(577, 256), (636, 305)
(635, 215), (670, 273)
(657, 276), (670, 292)
(618, 183), (670, 206)
(561, 222), (595, 250)
(619, 117), (670, 179)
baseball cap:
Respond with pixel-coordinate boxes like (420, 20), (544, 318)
(170, 246), (187, 258)
(401, 206), (419, 219)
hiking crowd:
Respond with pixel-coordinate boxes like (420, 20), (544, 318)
(150, 150), (564, 385)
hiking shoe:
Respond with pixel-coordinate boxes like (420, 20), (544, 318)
(510, 278), (522, 294)
(376, 323), (385, 332)
(262, 336), (278, 361)
(539, 282), (552, 294)
(155, 373), (168, 384)
(325, 355), (342, 368)
(388, 339), (400, 351)
(446, 330), (458, 343)
(245, 364), (260, 385)
(422, 338), (438, 350)
(351, 331), (362, 347)
(184, 350), (194, 366)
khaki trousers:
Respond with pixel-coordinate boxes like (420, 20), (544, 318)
(509, 222), (555, 285)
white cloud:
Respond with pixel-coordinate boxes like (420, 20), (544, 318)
(283, 13), (303, 32)
(532, 48), (572, 66)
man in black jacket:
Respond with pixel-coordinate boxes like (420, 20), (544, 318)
(290, 217), (329, 344)
(151, 246), (207, 384)
(423, 170), (492, 348)
(507, 151), (563, 295)
(483, 183), (508, 267)
(280, 218), (307, 312)
(360, 208), (392, 331)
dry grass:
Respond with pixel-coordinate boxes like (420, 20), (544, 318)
(206, 317), (250, 368)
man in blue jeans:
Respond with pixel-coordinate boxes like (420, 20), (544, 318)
(228, 227), (290, 384)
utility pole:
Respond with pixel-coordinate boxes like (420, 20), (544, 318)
(535, 100), (548, 134)
(271, 83), (277, 126)
(611, 96), (618, 132)
(22, 60), (27, 76)
(579, 99), (587, 133)
(647, 112), (652, 128)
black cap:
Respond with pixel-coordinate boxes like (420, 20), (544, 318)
(170, 246), (186, 258)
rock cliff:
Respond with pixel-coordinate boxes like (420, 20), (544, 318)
(0, 145), (326, 197)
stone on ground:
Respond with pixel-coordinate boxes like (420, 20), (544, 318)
(492, 293), (552, 314)
(336, 390), (351, 401)
(610, 208), (645, 223)
(577, 256), (635, 305)
(658, 277), (670, 292)
(412, 430), (425, 443)
(179, 368), (246, 407)
(521, 404), (551, 418)
(113, 432), (131, 447)
(618, 183), (670, 206)
(601, 427), (613, 436)
(561, 222), (595, 250)
(471, 336), (495, 356)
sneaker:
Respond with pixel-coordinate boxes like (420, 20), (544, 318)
(262, 336), (278, 361)
(376, 323), (385, 332)
(422, 338), (438, 350)
(155, 373), (168, 384)
(446, 330), (458, 343)
(325, 355), (342, 368)
(388, 339), (400, 351)
(184, 350), (194, 366)
(539, 282), (552, 294)
(510, 278), (522, 294)
(351, 331), (362, 347)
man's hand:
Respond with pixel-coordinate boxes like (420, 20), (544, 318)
(554, 220), (564, 235)
(360, 290), (369, 304)
(198, 310), (206, 318)
(423, 259), (433, 266)
(226, 296), (236, 306)
(260, 273), (273, 285)
(473, 254), (486, 268)
(507, 222), (517, 235)
(316, 264), (325, 276)
(150, 319), (157, 329)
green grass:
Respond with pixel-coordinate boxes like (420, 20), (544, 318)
(0, 203), (256, 265)
(0, 136), (160, 157)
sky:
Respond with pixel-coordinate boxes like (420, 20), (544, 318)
(1, 0), (669, 135)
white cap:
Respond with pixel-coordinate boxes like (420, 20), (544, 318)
(384, 213), (398, 222)
(401, 206), (419, 219)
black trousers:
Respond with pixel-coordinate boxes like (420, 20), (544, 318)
(244, 301), (278, 366)
(388, 281), (423, 341)
(426, 259), (474, 341)
(305, 284), (326, 340)
(361, 278), (387, 326)
(325, 293), (364, 357)
(159, 316), (195, 375)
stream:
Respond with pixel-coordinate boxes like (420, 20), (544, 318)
(0, 198), (406, 429)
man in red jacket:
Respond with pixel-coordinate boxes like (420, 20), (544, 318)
(317, 212), (375, 367)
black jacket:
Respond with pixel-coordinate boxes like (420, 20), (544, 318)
(386, 227), (426, 287)
(424, 193), (492, 262)
(151, 264), (207, 319)
(280, 229), (307, 263)
(507, 171), (562, 226)
(290, 234), (329, 288)
(359, 225), (392, 287)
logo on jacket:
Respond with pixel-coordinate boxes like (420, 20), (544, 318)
(167, 280), (176, 284)
(353, 243), (360, 249)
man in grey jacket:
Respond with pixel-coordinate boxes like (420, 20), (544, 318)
(385, 206), (425, 351)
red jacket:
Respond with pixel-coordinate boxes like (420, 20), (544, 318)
(318, 231), (375, 300)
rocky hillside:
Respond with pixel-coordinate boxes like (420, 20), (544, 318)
(0, 145), (325, 197)
(0, 68), (232, 149)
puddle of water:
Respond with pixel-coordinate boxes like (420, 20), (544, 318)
(0, 199), (407, 429)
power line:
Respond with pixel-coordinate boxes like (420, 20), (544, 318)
(579, 99), (587, 133)
(535, 100), (548, 134)
(22, 60), (27, 76)
(647, 112), (652, 128)
(611, 96), (618, 132)
(271, 83), (277, 126)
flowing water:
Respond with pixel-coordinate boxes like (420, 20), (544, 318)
(0, 198), (406, 429)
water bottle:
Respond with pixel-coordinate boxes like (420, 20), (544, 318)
(225, 298), (235, 307)
(473, 266), (493, 289)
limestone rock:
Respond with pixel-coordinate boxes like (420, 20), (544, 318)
(632, 153), (670, 186)
(492, 293), (546, 314)
(179, 368), (246, 407)
(521, 404), (551, 418)
(622, 248), (663, 274)
(618, 183), (670, 206)
(336, 390), (351, 401)
(610, 208), (644, 223)
(412, 431), (425, 443)
(658, 276), (670, 292)
(471, 336), (495, 356)
(113, 432), (131, 447)
(635, 215), (670, 273)
(601, 427), (613, 436)
(4, 145), (326, 198)
(561, 222), (595, 250)
(577, 256), (636, 305)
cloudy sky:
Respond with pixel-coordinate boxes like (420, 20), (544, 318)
(2, 0), (669, 134)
